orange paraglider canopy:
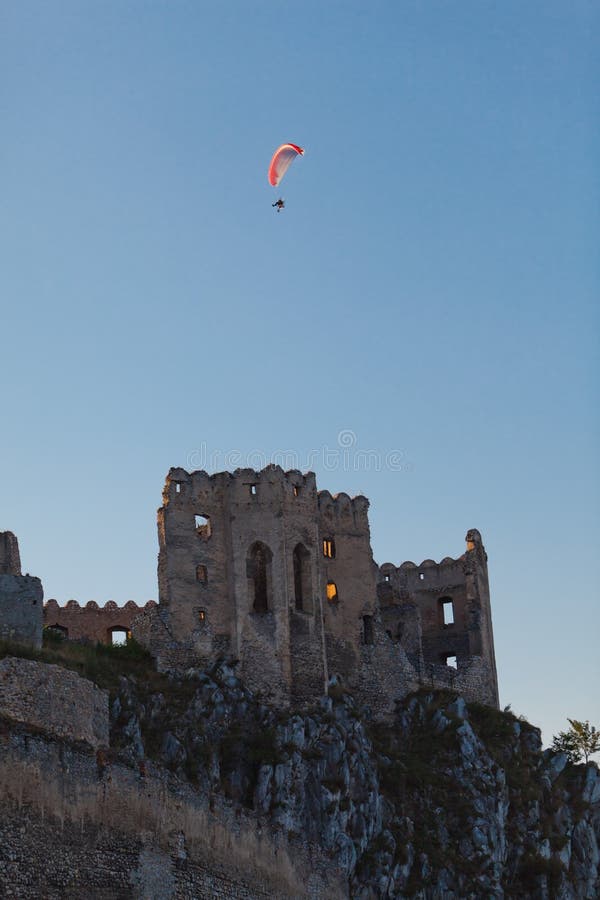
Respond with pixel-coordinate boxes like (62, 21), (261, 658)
(268, 143), (304, 187)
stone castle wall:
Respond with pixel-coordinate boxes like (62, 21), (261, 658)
(155, 466), (329, 707)
(0, 532), (43, 648)
(147, 466), (499, 714)
(375, 528), (499, 708)
(318, 491), (377, 696)
(0, 531), (21, 575)
(44, 598), (157, 643)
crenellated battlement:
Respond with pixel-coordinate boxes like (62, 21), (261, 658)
(318, 490), (370, 526)
(43, 598), (156, 644)
(45, 599), (156, 613)
(379, 552), (468, 594)
(163, 465), (318, 507)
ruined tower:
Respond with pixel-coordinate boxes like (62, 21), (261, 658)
(0, 532), (43, 648)
(134, 466), (500, 715)
(375, 527), (499, 710)
(150, 466), (335, 705)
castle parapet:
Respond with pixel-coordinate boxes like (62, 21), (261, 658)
(163, 465), (318, 508)
(43, 599), (156, 644)
(317, 490), (370, 527)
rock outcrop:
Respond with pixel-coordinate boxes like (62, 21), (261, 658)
(109, 661), (600, 898)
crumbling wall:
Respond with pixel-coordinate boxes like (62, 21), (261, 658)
(356, 610), (422, 720)
(0, 574), (43, 647)
(43, 598), (156, 643)
(0, 531), (21, 575)
(318, 492), (377, 693)
(157, 467), (234, 657)
(151, 467), (499, 715)
(0, 657), (108, 749)
(155, 466), (328, 707)
(0, 532), (43, 648)
(375, 530), (499, 709)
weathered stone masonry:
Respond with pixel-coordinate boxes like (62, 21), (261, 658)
(133, 466), (499, 715)
(44, 598), (156, 643)
(0, 659), (343, 899)
(0, 531), (43, 648)
(40, 465), (499, 715)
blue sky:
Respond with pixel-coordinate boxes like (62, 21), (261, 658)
(2, 1), (598, 746)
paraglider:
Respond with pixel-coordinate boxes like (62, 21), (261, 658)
(268, 143), (304, 211)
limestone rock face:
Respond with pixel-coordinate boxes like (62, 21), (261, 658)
(110, 664), (600, 898)
(111, 663), (382, 876)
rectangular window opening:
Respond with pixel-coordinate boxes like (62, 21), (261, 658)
(175, 483), (182, 493)
(418, 572), (425, 581)
(198, 609), (207, 624)
(441, 598), (455, 625)
(196, 564), (208, 583)
(110, 628), (128, 646)
(323, 538), (336, 559)
(195, 515), (212, 540)
(445, 655), (457, 669)
(293, 485), (300, 497)
(250, 484), (257, 496)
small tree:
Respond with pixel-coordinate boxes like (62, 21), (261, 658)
(552, 719), (600, 764)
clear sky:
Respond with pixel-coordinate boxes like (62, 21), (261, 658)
(2, 1), (598, 747)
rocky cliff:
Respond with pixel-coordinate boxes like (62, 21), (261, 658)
(0, 642), (598, 898)
(110, 659), (600, 898)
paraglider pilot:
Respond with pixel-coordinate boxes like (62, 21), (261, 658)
(272, 198), (285, 212)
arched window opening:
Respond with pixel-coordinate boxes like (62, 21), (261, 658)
(46, 624), (68, 639)
(109, 627), (130, 646)
(195, 515), (212, 541)
(439, 597), (455, 626)
(322, 538), (336, 559)
(247, 542), (273, 613)
(326, 581), (339, 604)
(293, 543), (312, 612)
(363, 615), (374, 645)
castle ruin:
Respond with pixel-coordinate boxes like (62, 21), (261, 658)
(39, 465), (499, 716)
(135, 465), (499, 716)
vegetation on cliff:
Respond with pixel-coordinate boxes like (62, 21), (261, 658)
(553, 720), (600, 766)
